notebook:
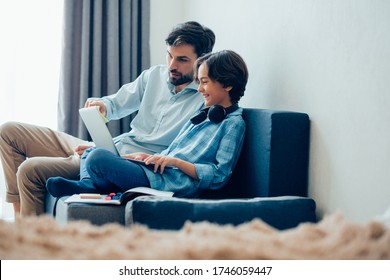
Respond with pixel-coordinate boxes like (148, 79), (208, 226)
(78, 106), (174, 169)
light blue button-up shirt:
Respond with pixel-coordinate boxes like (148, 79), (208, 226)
(142, 108), (246, 198)
(93, 65), (205, 154)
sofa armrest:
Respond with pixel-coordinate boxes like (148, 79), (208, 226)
(46, 193), (126, 225)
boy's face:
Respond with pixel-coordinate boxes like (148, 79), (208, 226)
(166, 44), (198, 89)
(197, 63), (232, 108)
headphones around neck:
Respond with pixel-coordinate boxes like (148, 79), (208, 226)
(190, 103), (239, 124)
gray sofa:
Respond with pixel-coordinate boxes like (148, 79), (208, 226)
(45, 108), (316, 230)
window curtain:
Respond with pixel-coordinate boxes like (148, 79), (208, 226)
(58, 0), (150, 139)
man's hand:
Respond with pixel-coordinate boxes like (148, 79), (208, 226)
(74, 144), (93, 158)
(84, 100), (107, 117)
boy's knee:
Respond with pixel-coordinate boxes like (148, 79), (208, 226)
(86, 148), (111, 164)
(86, 148), (114, 174)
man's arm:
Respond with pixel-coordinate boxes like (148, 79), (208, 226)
(94, 68), (151, 121)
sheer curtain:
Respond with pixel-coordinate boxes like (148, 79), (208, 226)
(0, 0), (63, 219)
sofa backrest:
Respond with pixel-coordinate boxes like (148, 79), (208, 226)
(200, 108), (310, 199)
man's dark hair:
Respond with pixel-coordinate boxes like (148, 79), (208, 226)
(194, 50), (249, 103)
(165, 21), (216, 57)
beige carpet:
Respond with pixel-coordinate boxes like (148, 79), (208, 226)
(0, 213), (389, 260)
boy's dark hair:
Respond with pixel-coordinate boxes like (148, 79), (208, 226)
(194, 50), (249, 103)
(165, 21), (216, 57)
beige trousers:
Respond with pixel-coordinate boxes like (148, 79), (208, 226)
(0, 121), (88, 216)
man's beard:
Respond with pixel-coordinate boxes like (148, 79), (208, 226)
(169, 70), (193, 86)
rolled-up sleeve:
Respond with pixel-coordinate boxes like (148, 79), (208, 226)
(194, 163), (215, 187)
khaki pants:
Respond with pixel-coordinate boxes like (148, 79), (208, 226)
(0, 121), (88, 216)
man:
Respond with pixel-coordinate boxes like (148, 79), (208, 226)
(0, 21), (216, 216)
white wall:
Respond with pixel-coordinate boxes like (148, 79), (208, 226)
(150, 0), (390, 222)
(150, 0), (185, 66)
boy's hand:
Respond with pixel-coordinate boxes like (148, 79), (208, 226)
(144, 155), (176, 174)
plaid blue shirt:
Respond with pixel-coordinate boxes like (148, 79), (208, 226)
(142, 108), (245, 198)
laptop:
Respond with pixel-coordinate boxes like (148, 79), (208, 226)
(79, 106), (173, 169)
(79, 106), (119, 155)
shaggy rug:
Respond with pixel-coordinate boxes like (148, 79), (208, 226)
(0, 213), (389, 260)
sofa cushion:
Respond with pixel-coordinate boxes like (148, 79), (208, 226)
(125, 196), (317, 230)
